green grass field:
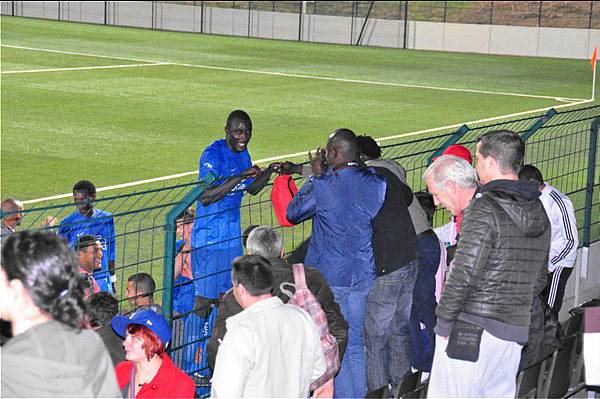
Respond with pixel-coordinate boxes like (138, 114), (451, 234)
(1, 16), (596, 201)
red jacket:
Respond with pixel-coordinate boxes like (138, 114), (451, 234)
(115, 355), (195, 398)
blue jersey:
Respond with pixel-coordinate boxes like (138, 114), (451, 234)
(58, 209), (116, 293)
(192, 139), (252, 250)
(191, 139), (252, 299)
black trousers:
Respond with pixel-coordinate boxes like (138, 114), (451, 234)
(542, 267), (573, 316)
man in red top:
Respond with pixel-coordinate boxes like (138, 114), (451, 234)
(76, 235), (102, 298)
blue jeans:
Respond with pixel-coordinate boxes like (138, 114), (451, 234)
(331, 277), (373, 399)
(409, 232), (441, 372)
(365, 260), (418, 392)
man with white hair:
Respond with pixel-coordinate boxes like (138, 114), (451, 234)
(207, 226), (347, 390)
(425, 131), (550, 398)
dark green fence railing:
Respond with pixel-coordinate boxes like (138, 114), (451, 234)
(2, 104), (598, 392)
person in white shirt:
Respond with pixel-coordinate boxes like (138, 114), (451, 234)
(211, 254), (326, 398)
(519, 164), (579, 315)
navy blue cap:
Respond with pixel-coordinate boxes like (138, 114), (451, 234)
(112, 309), (171, 346)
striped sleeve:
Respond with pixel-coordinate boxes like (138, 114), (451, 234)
(548, 189), (579, 267)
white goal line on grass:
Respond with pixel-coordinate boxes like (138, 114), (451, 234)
(1, 44), (586, 103)
(1, 62), (171, 74)
(20, 97), (592, 205)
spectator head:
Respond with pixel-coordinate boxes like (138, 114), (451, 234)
(86, 292), (118, 329)
(246, 226), (284, 259)
(1, 231), (85, 329)
(476, 130), (524, 184)
(112, 309), (170, 361)
(356, 135), (381, 162)
(75, 234), (103, 272)
(225, 110), (252, 153)
(434, 144), (473, 165)
(423, 155), (478, 216)
(72, 180), (96, 216)
(518, 164), (545, 192)
(242, 224), (260, 250)
(1, 198), (24, 230)
(126, 273), (156, 307)
(326, 128), (359, 167)
(176, 208), (195, 240)
(231, 255), (273, 309)
(415, 191), (435, 225)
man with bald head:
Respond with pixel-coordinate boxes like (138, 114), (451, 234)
(1, 198), (24, 242)
(191, 110), (263, 317)
(287, 128), (386, 398)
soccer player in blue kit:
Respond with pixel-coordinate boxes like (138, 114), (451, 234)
(58, 180), (117, 294)
(191, 110), (270, 317)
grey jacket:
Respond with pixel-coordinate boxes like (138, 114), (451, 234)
(1, 320), (121, 397)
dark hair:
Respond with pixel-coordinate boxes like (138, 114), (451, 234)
(356, 135), (381, 160)
(231, 255), (273, 296)
(85, 292), (118, 328)
(226, 110), (252, 130)
(477, 130), (524, 174)
(414, 191), (435, 225)
(1, 231), (86, 329)
(242, 225), (260, 249)
(127, 273), (156, 298)
(126, 324), (165, 361)
(176, 208), (195, 224)
(75, 234), (98, 252)
(328, 128), (359, 160)
(72, 180), (96, 196)
(518, 164), (544, 185)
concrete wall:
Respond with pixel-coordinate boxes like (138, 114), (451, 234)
(3, 1), (597, 60)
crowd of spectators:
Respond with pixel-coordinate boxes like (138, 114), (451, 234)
(0, 109), (581, 398)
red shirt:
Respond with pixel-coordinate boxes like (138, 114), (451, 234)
(115, 355), (195, 399)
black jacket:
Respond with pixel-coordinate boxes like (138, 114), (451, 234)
(435, 180), (550, 343)
(371, 166), (419, 275)
(206, 257), (348, 370)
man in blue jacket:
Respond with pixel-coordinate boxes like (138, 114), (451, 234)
(287, 128), (386, 398)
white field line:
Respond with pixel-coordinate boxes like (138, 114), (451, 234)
(1, 44), (586, 102)
(1, 62), (170, 74)
(1, 44), (160, 63)
(21, 98), (593, 205)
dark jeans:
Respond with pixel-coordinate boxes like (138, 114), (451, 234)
(331, 276), (373, 399)
(409, 232), (441, 372)
(364, 260), (418, 392)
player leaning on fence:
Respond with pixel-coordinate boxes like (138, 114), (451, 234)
(190, 110), (270, 318)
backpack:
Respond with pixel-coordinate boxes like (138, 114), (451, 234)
(271, 174), (299, 227)
(282, 263), (340, 391)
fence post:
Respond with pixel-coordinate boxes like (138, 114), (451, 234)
(162, 172), (217, 324)
(298, 1), (302, 41)
(583, 117), (599, 247)
(200, 1), (204, 34)
(427, 124), (470, 164)
(355, 0), (374, 46)
(403, 1), (408, 49)
(520, 108), (557, 142)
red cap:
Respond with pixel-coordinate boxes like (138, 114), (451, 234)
(434, 144), (473, 165)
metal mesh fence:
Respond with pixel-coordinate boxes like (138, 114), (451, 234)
(2, 104), (598, 395)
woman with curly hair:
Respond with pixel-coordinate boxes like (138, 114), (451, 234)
(0, 231), (120, 397)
